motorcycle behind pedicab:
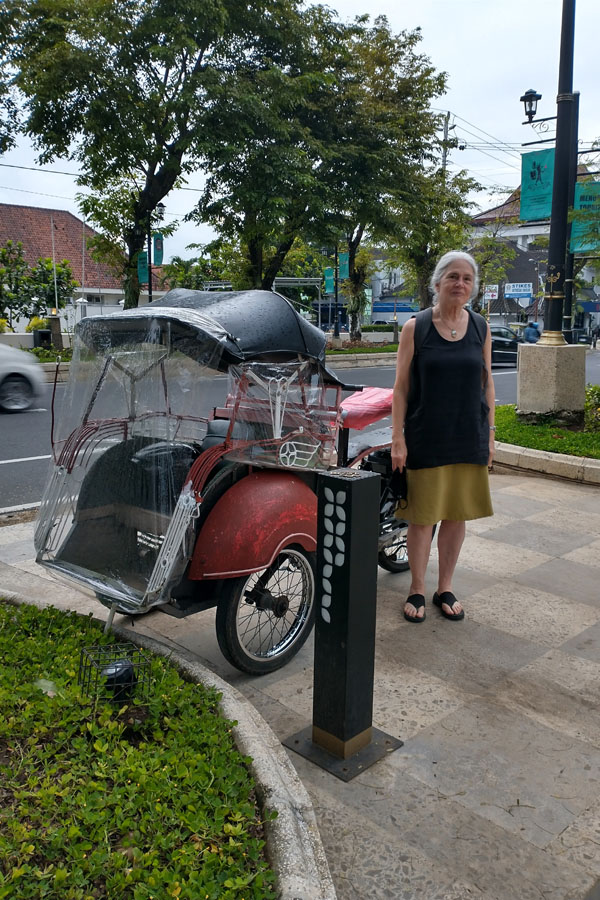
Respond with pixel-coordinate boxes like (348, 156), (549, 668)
(35, 289), (408, 675)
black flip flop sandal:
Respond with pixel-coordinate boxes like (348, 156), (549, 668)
(404, 594), (426, 623)
(432, 591), (464, 621)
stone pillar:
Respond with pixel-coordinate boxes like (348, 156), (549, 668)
(47, 315), (64, 352)
(517, 343), (586, 425)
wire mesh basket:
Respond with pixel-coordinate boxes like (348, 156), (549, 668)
(78, 643), (151, 704)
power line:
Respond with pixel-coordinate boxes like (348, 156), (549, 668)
(0, 161), (204, 193)
(0, 184), (74, 201)
(448, 112), (524, 162)
(454, 132), (522, 172)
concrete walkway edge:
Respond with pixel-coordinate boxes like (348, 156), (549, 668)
(2, 591), (336, 900)
(495, 440), (600, 484)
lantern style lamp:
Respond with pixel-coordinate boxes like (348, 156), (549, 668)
(520, 89), (542, 123)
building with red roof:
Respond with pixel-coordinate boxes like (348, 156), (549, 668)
(0, 203), (164, 315)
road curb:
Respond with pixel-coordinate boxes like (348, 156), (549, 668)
(494, 441), (600, 485)
(39, 356), (400, 382)
(1, 591), (336, 900)
(326, 352), (397, 368)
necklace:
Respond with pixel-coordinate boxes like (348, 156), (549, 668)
(438, 311), (463, 339)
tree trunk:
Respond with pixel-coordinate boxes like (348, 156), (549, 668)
(262, 233), (296, 290)
(123, 232), (146, 309)
(246, 237), (263, 288)
(347, 225), (365, 341)
(417, 270), (432, 309)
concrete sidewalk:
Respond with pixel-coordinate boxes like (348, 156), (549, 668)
(2, 469), (600, 899)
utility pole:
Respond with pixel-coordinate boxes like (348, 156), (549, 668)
(441, 111), (451, 172)
(147, 213), (153, 306)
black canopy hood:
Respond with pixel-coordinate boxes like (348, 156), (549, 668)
(76, 289), (350, 387)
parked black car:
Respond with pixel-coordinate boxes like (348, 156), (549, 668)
(490, 325), (523, 365)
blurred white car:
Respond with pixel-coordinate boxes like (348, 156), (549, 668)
(0, 344), (45, 412)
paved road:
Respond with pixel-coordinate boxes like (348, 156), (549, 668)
(2, 355), (599, 511)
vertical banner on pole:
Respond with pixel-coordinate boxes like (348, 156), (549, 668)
(153, 233), (164, 266)
(324, 267), (335, 294)
(570, 183), (600, 252)
(520, 149), (555, 221)
(284, 469), (402, 780)
(137, 251), (149, 284)
(338, 252), (349, 280)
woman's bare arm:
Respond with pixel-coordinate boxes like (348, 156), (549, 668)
(391, 318), (416, 472)
(483, 324), (496, 467)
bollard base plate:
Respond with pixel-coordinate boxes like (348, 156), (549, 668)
(283, 726), (403, 782)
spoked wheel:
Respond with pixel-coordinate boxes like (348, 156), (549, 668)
(378, 521), (409, 573)
(216, 547), (316, 675)
(0, 375), (34, 412)
(378, 521), (437, 573)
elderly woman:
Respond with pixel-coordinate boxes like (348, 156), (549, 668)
(391, 251), (495, 624)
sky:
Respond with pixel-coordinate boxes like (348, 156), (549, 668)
(1, 0), (598, 263)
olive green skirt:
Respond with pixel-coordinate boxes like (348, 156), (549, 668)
(396, 463), (493, 526)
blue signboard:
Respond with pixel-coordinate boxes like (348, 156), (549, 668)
(504, 282), (533, 299)
(520, 149), (554, 221)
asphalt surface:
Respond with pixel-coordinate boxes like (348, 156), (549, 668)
(2, 354), (599, 512)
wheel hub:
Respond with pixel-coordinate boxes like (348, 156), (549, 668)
(248, 588), (290, 617)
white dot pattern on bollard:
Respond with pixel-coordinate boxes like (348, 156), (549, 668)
(321, 486), (348, 623)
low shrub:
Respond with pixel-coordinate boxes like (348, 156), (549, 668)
(361, 324), (400, 333)
(0, 602), (277, 900)
(326, 342), (398, 354)
(27, 346), (73, 362)
(25, 316), (49, 332)
(0, 318), (7, 334)
(585, 383), (600, 432)
(495, 398), (600, 459)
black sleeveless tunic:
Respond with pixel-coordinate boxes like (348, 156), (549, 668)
(405, 314), (489, 470)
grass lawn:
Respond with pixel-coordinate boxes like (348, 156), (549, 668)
(495, 384), (600, 460)
(0, 602), (276, 900)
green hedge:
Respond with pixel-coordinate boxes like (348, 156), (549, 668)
(361, 324), (400, 333)
(495, 388), (600, 459)
(0, 602), (277, 900)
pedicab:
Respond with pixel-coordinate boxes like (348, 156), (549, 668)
(35, 289), (407, 674)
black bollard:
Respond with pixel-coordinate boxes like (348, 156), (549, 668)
(284, 468), (402, 781)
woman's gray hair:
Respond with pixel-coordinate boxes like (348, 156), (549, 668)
(429, 251), (479, 304)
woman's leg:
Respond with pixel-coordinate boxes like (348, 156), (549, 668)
(436, 519), (466, 614)
(404, 522), (434, 619)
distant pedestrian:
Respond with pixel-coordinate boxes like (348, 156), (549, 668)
(524, 321), (541, 343)
(592, 326), (599, 350)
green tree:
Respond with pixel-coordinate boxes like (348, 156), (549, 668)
(469, 219), (517, 313)
(161, 240), (248, 290)
(194, 14), (448, 293)
(0, 240), (30, 329)
(343, 246), (377, 340)
(385, 168), (479, 308)
(8, 0), (311, 307)
(318, 18), (447, 303)
(0, 1), (21, 152)
(26, 258), (77, 320)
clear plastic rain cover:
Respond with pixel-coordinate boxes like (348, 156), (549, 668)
(222, 361), (340, 470)
(34, 320), (340, 614)
(34, 314), (230, 613)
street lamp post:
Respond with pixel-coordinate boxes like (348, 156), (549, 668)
(521, 0), (577, 346)
(516, 0), (586, 427)
(333, 242), (340, 338)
